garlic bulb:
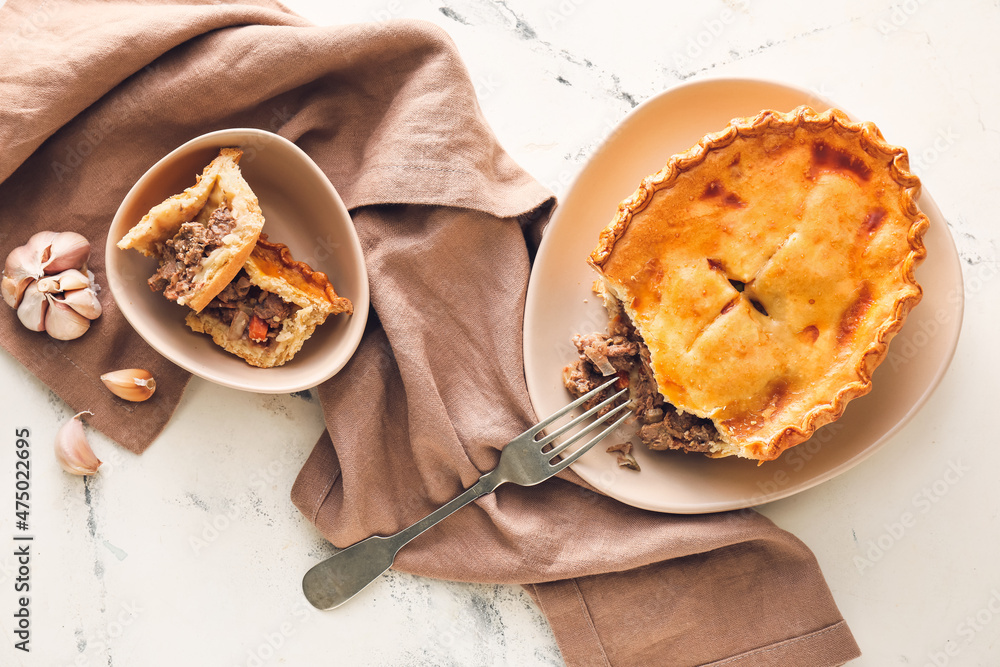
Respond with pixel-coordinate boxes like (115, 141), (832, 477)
(2, 244), (41, 306)
(2, 232), (101, 340)
(100, 369), (156, 402)
(16, 282), (48, 332)
(54, 411), (101, 475)
(36, 268), (91, 294)
(55, 287), (102, 320)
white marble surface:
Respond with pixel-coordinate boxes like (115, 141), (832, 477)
(2, 0), (998, 665)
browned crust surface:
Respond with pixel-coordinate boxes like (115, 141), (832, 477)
(589, 106), (927, 462)
(186, 235), (353, 368)
(250, 235), (353, 316)
(181, 148), (265, 313)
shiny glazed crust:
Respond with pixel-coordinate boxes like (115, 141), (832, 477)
(117, 148), (266, 312)
(590, 107), (928, 462)
(185, 236), (353, 368)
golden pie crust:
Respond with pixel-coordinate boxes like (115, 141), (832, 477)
(117, 147), (265, 312)
(590, 106), (928, 462)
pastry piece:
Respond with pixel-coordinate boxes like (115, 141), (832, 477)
(185, 235), (353, 368)
(580, 106), (927, 462)
(118, 148), (265, 312)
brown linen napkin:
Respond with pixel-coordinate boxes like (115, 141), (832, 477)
(0, 2), (861, 665)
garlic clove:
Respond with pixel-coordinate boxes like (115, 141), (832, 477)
(16, 282), (48, 331)
(42, 232), (91, 274)
(57, 287), (102, 320)
(55, 411), (101, 475)
(3, 245), (45, 310)
(44, 297), (91, 340)
(4, 243), (43, 281)
(2, 274), (31, 308)
(100, 369), (156, 402)
(36, 268), (91, 294)
(24, 231), (58, 265)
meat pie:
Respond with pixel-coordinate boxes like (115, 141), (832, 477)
(185, 236), (353, 368)
(117, 148), (265, 312)
(118, 147), (353, 368)
(566, 107), (928, 463)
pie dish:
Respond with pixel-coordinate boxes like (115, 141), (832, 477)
(573, 106), (928, 462)
(523, 77), (962, 512)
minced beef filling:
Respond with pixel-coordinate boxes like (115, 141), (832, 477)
(563, 315), (720, 455)
(148, 206), (237, 301)
(204, 269), (297, 346)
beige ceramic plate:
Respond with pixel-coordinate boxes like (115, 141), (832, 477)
(523, 78), (963, 514)
(107, 129), (368, 393)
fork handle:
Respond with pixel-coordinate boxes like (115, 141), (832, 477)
(391, 469), (503, 551)
(302, 469), (504, 610)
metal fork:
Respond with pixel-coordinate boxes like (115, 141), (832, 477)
(302, 378), (631, 610)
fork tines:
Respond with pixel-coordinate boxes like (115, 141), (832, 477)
(536, 378), (632, 467)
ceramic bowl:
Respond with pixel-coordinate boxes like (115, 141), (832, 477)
(106, 128), (369, 393)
